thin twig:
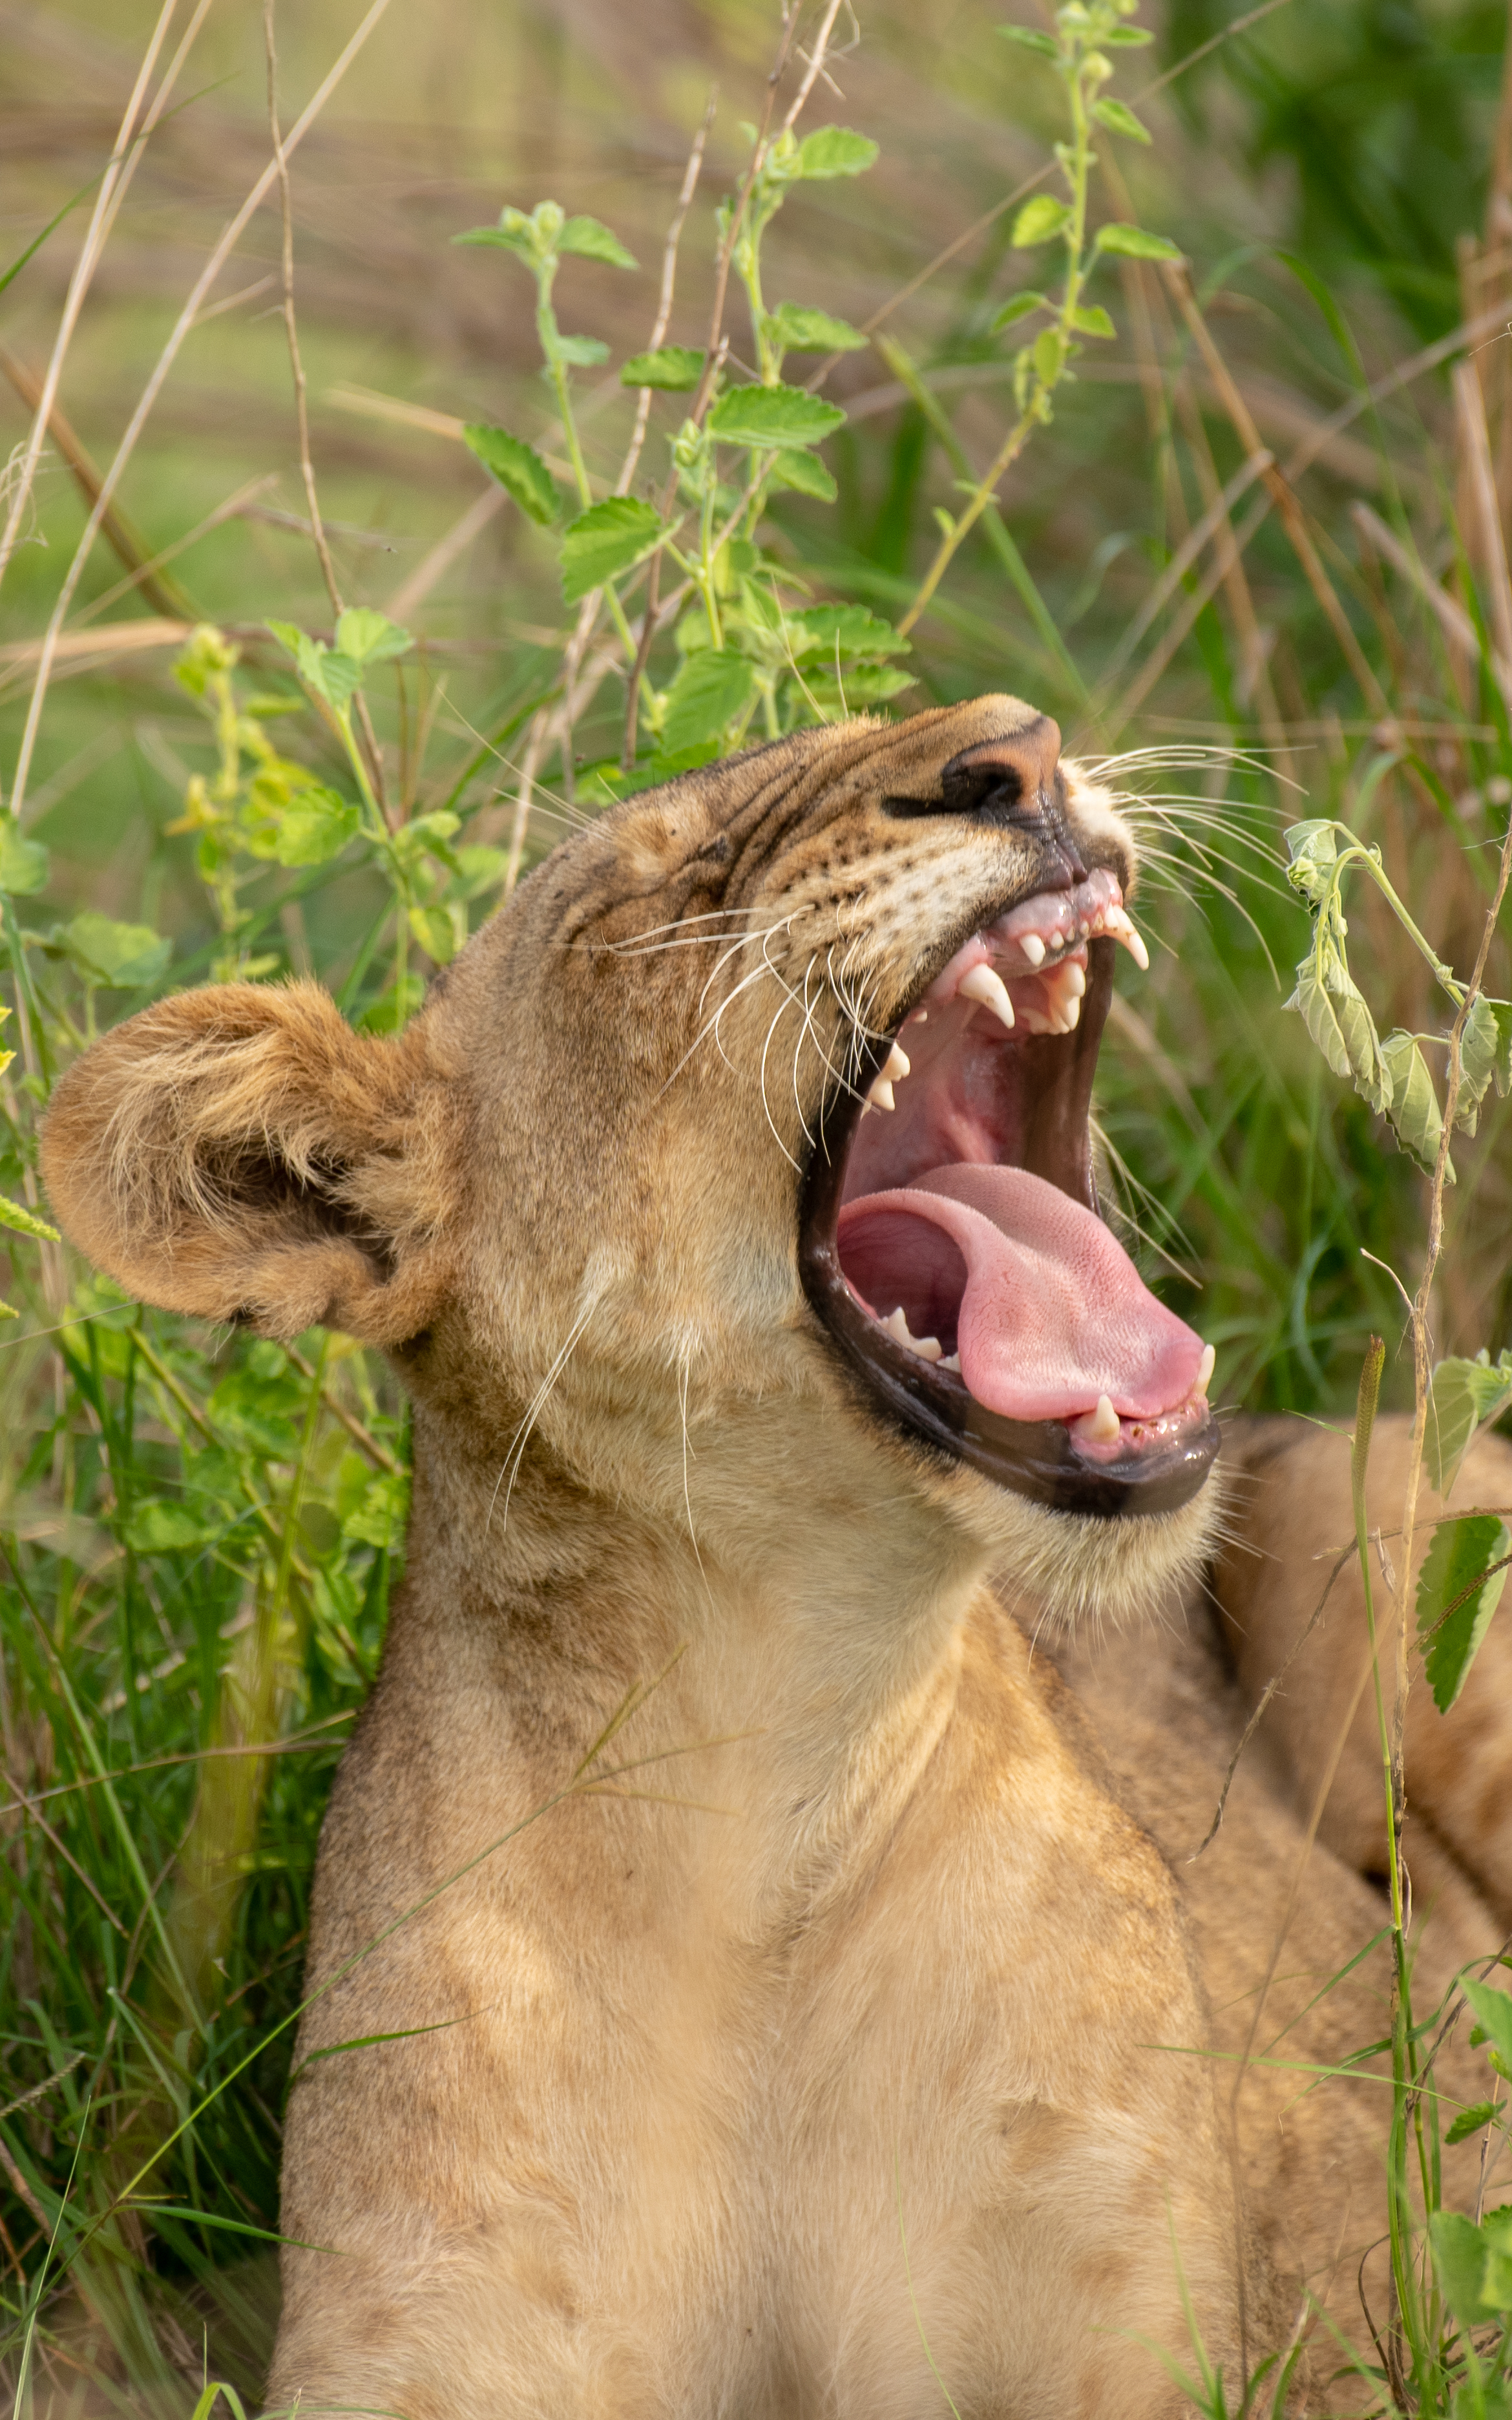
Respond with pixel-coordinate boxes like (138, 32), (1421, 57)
(0, 348), (193, 620)
(5, 0), (399, 828)
(1190, 1544), (1358, 1858)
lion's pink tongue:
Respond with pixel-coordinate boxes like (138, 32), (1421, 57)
(837, 1163), (1204, 1423)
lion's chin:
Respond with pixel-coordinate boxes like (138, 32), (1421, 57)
(973, 1452), (1226, 1631)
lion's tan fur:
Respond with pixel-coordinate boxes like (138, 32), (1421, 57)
(40, 697), (1512, 2417)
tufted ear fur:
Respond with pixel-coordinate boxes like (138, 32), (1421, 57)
(39, 981), (461, 1346)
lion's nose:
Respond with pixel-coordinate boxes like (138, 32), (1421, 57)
(936, 719), (1063, 822)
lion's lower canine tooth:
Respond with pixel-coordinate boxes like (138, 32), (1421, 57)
(882, 1041), (910, 1083)
(1197, 1343), (1215, 1394)
(940, 1352), (961, 1372)
(882, 1306), (943, 1361)
(867, 1075), (896, 1112)
(1020, 933), (1046, 967)
(958, 963), (1015, 1030)
(1071, 1394), (1120, 1443)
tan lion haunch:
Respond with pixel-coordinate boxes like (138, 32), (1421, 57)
(41, 698), (1512, 2418)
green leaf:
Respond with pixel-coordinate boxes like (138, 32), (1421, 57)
(991, 291), (1049, 332)
(268, 622), (363, 712)
(560, 496), (664, 604)
(1012, 196), (1073, 248)
(1101, 23), (1155, 41)
(408, 904), (463, 965)
(334, 608), (412, 666)
(1033, 326), (1067, 384)
(706, 383), (846, 449)
(1459, 993), (1512, 1123)
(783, 605), (910, 663)
(62, 913), (171, 990)
(553, 333), (611, 368)
(1416, 1513), (1510, 1711)
(1447, 2101), (1500, 2145)
(768, 448), (838, 500)
(1091, 96), (1151, 143)
(1427, 1351), (1512, 1495)
(1283, 818), (1339, 902)
(660, 650), (759, 756)
(762, 304), (868, 354)
(793, 127), (879, 180)
(558, 213), (637, 268)
(270, 786), (361, 868)
(1095, 222), (1183, 261)
(124, 1500), (218, 1555)
(1067, 303), (1117, 338)
(1381, 1030), (1445, 1175)
(1431, 2209), (1500, 2327)
(357, 974), (425, 1034)
(797, 662), (916, 709)
(463, 423), (562, 525)
(1465, 1979), (1512, 2086)
(1286, 951), (1389, 1115)
(996, 25), (1060, 56)
(0, 819), (50, 897)
(0, 1193), (59, 1242)
(620, 346), (706, 391)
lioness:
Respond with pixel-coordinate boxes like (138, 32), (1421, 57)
(41, 697), (1512, 2417)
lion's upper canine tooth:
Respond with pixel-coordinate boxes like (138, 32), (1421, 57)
(1020, 933), (1046, 968)
(1104, 906), (1151, 971)
(882, 1306), (943, 1361)
(957, 963), (1015, 1031)
(1059, 961), (1086, 1001)
(867, 1074), (896, 1112)
(1197, 1343), (1215, 1395)
(1071, 1394), (1120, 1443)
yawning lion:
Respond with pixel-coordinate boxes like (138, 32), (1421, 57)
(41, 697), (1512, 2416)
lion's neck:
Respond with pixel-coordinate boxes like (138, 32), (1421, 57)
(396, 1392), (991, 1898)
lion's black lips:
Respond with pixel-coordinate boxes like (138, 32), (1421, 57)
(798, 933), (1220, 1519)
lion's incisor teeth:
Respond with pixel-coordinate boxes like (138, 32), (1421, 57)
(1020, 933), (1046, 967)
(957, 963), (1015, 1031)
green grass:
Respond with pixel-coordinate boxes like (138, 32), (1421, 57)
(1, 0), (1511, 2407)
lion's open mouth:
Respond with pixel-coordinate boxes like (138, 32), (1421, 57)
(798, 868), (1220, 1518)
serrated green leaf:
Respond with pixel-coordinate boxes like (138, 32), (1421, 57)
(269, 787), (361, 868)
(1381, 1029), (1445, 1174)
(269, 623), (364, 714)
(452, 224), (536, 257)
(1094, 222), (1182, 261)
(1416, 1513), (1510, 1711)
(1067, 303), (1117, 337)
(334, 608), (412, 666)
(1460, 993), (1512, 1121)
(996, 24), (1060, 55)
(762, 303), (868, 354)
(991, 291), (1049, 332)
(1447, 2101), (1500, 2145)
(463, 423), (562, 525)
(660, 650), (759, 756)
(560, 496), (665, 604)
(1091, 96), (1151, 143)
(1012, 195), (1073, 248)
(1288, 953), (1389, 1113)
(0, 819), (50, 897)
(797, 662), (916, 710)
(558, 213), (636, 268)
(62, 913), (171, 990)
(706, 383), (846, 449)
(793, 127), (879, 180)
(0, 1193), (59, 1242)
(1283, 817), (1339, 904)
(619, 346), (706, 391)
(783, 605), (910, 662)
(1427, 1351), (1512, 1494)
(768, 448), (838, 500)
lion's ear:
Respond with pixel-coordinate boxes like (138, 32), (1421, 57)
(39, 981), (461, 1346)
